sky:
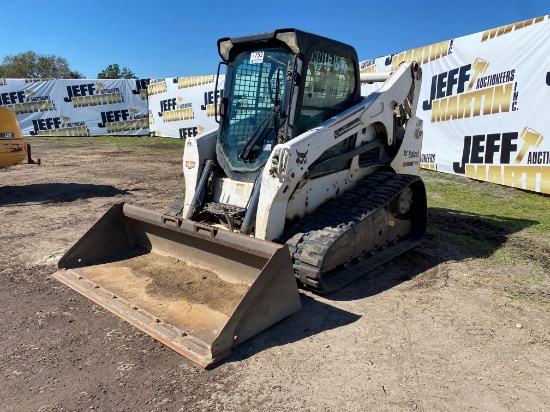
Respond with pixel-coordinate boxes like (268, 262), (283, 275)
(0, 0), (547, 79)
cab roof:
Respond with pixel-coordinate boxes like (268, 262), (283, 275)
(217, 28), (358, 63)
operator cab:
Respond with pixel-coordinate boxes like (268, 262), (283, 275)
(186, 29), (362, 232)
(215, 28), (361, 180)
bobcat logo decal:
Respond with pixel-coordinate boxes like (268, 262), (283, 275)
(296, 150), (308, 165)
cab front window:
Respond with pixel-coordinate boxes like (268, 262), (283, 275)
(219, 47), (293, 172)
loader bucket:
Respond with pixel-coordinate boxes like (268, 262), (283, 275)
(53, 203), (301, 367)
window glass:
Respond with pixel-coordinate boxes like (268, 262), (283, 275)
(297, 51), (355, 135)
(302, 51), (355, 108)
(219, 48), (292, 171)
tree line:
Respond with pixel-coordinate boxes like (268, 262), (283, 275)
(0, 51), (137, 79)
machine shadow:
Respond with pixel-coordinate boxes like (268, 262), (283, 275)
(219, 207), (538, 365)
(0, 183), (129, 206)
(326, 207), (539, 302)
(220, 293), (361, 366)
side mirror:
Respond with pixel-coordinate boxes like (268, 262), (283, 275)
(214, 61), (227, 124)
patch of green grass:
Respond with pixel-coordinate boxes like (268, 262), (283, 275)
(428, 226), (494, 257)
(27, 135), (186, 153)
(422, 169), (549, 306)
(422, 170), (550, 236)
(506, 270), (549, 307)
(489, 247), (526, 266)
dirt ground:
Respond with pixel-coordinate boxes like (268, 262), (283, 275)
(1, 138), (548, 412)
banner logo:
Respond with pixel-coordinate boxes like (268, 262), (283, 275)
(1, 90), (54, 114)
(147, 79), (167, 95)
(452, 128), (549, 192)
(422, 59), (517, 123)
(201, 89), (224, 117)
(179, 126), (204, 138)
(24, 78), (54, 83)
(159, 97), (194, 122)
(97, 108), (148, 133)
(481, 15), (549, 42)
(516, 128), (545, 164)
(173, 76), (215, 89)
(63, 82), (123, 107)
(30, 116), (89, 136)
(419, 153), (437, 171)
(360, 60), (376, 74)
(132, 79), (151, 100)
(387, 40), (453, 70)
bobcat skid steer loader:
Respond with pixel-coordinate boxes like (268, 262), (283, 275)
(54, 29), (427, 367)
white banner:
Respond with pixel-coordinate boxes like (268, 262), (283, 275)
(360, 15), (550, 194)
(0, 78), (150, 136)
(147, 75), (223, 139)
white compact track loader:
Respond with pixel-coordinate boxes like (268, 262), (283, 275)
(54, 29), (427, 367)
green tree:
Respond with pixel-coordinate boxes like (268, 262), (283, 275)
(0, 51), (83, 79)
(97, 64), (137, 79)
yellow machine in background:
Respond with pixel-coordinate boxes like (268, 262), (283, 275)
(0, 107), (40, 168)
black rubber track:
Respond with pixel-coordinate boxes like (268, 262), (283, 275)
(283, 171), (427, 293)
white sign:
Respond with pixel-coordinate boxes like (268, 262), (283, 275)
(147, 75), (223, 139)
(0, 78), (150, 136)
(250, 51), (264, 64)
(360, 14), (550, 194)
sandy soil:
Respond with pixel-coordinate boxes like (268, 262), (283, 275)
(0, 138), (548, 411)
(78, 252), (250, 316)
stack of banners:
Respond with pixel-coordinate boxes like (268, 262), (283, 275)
(0, 78), (150, 136)
(147, 75), (224, 139)
(359, 15), (550, 194)
(2, 16), (548, 194)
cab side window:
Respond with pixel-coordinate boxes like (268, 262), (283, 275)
(297, 51), (356, 136)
